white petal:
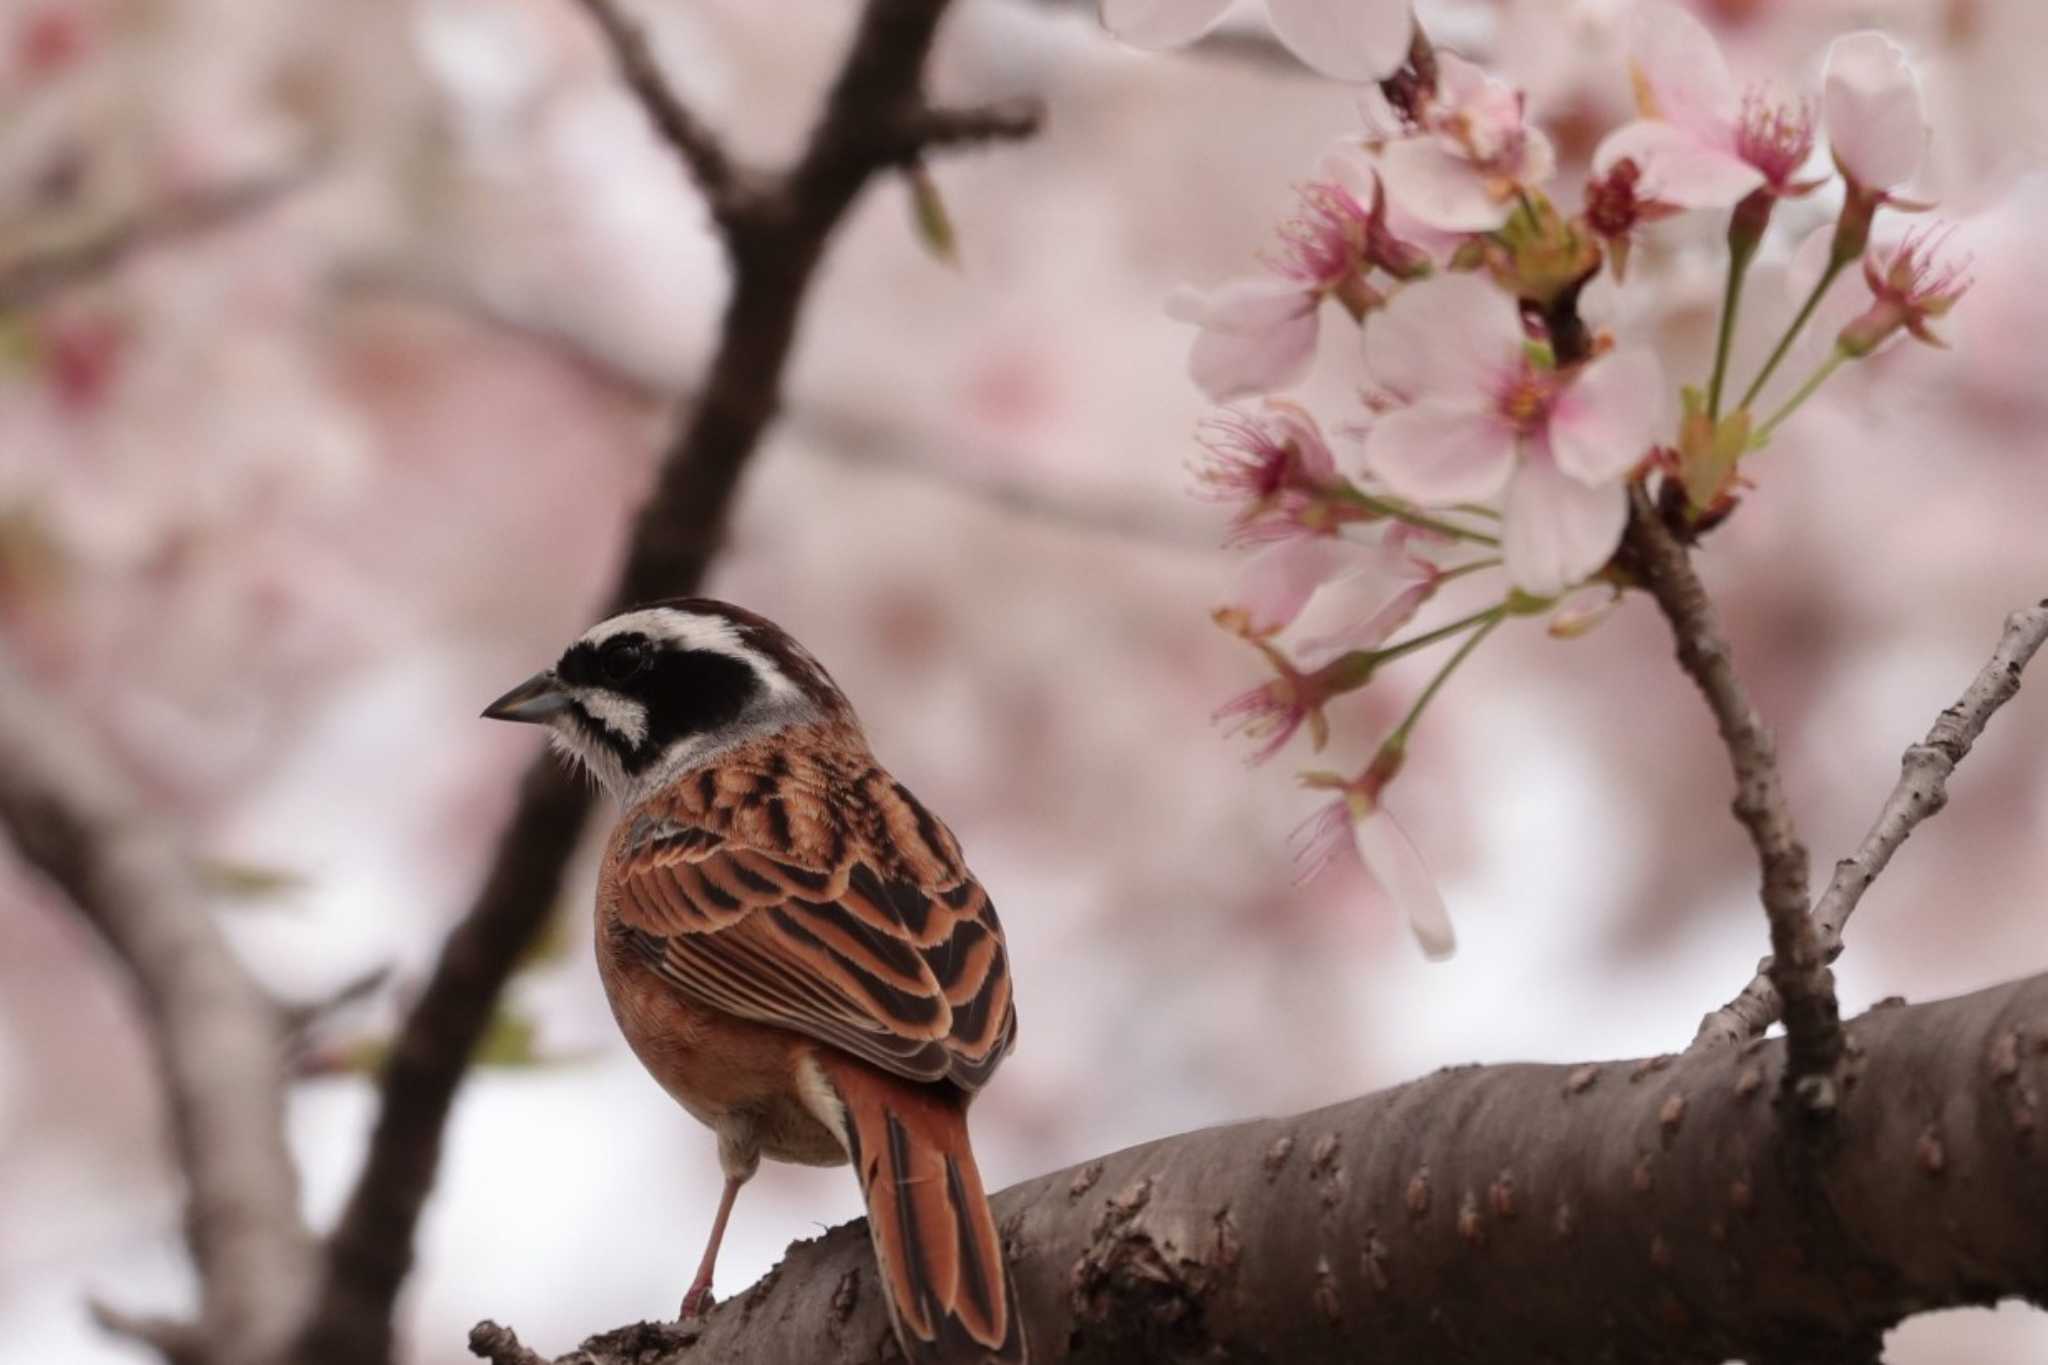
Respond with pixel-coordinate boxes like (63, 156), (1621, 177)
(1264, 0), (1414, 84)
(1362, 402), (1518, 504)
(1099, 0), (1236, 49)
(1174, 279), (1322, 400)
(1170, 276), (1316, 332)
(1627, 0), (1737, 140)
(1549, 347), (1666, 485)
(1187, 306), (1319, 401)
(1592, 120), (1762, 211)
(1231, 536), (1356, 634)
(1377, 137), (1514, 232)
(1363, 272), (1523, 400)
(1823, 31), (1926, 191)
(1501, 451), (1627, 597)
(1352, 808), (1455, 959)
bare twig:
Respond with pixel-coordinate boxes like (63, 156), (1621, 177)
(468, 975), (2048, 1365)
(1696, 600), (2048, 1047)
(0, 171), (306, 313)
(1621, 490), (1840, 1103)
(571, 0), (746, 226)
(0, 647), (317, 1365)
(295, 5), (1040, 1363)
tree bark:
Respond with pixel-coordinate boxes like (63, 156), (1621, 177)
(473, 975), (2048, 1365)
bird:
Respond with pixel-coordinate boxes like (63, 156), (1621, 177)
(482, 598), (1024, 1364)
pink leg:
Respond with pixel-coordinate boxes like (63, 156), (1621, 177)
(678, 1175), (744, 1319)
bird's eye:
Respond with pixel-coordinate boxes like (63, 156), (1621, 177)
(600, 639), (649, 684)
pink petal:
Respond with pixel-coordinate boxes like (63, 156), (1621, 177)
(1263, 0), (1414, 84)
(1362, 401), (1518, 504)
(1515, 126), (1558, 190)
(1294, 575), (1433, 666)
(1099, 0), (1236, 49)
(1548, 347), (1666, 485)
(1501, 449), (1627, 597)
(1377, 137), (1514, 232)
(1352, 807), (1455, 959)
(1823, 31), (1926, 192)
(1592, 120), (1762, 211)
(1172, 279), (1321, 401)
(1264, 400), (1339, 482)
(1363, 272), (1522, 401)
(1168, 276), (1316, 332)
(1627, 1), (1737, 142)
(1315, 141), (1464, 264)
(1230, 535), (1356, 634)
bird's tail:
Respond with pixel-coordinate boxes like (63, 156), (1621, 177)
(816, 1055), (1025, 1364)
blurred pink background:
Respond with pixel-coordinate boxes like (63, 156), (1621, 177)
(1, 0), (2043, 1360)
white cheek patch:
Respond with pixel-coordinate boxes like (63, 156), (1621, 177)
(572, 687), (648, 746)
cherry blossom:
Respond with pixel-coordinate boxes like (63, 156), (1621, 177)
(1590, 2), (1817, 212)
(1170, 159), (1445, 402)
(1839, 225), (1973, 356)
(1822, 31), (1927, 195)
(1357, 274), (1663, 596)
(1375, 53), (1556, 233)
(1099, 0), (1414, 84)
(1292, 767), (1454, 959)
(1190, 400), (1333, 496)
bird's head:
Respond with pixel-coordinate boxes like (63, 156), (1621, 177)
(483, 599), (853, 802)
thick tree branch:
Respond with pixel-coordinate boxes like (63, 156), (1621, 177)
(295, 5), (1038, 1363)
(471, 975), (2048, 1365)
(0, 171), (305, 313)
(1698, 600), (2048, 1047)
(1623, 490), (1841, 1102)
(0, 648), (316, 1365)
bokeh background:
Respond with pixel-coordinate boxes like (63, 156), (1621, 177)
(2, 0), (2043, 1360)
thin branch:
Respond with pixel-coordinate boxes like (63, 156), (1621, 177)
(1696, 600), (2048, 1047)
(469, 974), (2048, 1365)
(295, 5), (1039, 1363)
(896, 98), (1043, 156)
(571, 0), (746, 227)
(0, 646), (317, 1365)
(0, 170), (306, 313)
(1621, 488), (1841, 1104)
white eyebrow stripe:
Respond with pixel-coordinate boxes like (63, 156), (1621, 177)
(576, 608), (801, 701)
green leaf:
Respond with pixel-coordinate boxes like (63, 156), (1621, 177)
(906, 162), (958, 268)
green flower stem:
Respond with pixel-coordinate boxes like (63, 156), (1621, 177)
(1375, 601), (1509, 669)
(1707, 193), (1771, 421)
(1339, 488), (1501, 546)
(1738, 253), (1850, 414)
(1388, 609), (1506, 748)
(1751, 346), (1849, 448)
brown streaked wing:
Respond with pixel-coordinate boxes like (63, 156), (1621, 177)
(612, 799), (1018, 1093)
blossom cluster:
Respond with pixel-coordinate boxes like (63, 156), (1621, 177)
(1107, 0), (1967, 956)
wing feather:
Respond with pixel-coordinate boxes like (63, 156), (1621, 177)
(611, 773), (1017, 1092)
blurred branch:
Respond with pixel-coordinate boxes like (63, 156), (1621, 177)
(1621, 489), (1841, 1104)
(1697, 600), (2048, 1048)
(571, 0), (746, 227)
(295, 5), (1041, 1364)
(0, 646), (316, 1365)
(0, 171), (305, 313)
(339, 267), (1213, 551)
(470, 975), (2048, 1365)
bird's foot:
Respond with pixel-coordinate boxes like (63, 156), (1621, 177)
(678, 1283), (715, 1320)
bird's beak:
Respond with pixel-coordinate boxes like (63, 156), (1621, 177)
(482, 671), (571, 724)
